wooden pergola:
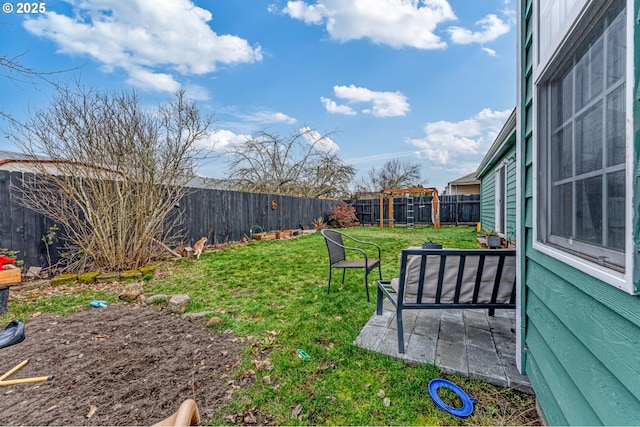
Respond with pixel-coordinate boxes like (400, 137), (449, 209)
(379, 187), (440, 230)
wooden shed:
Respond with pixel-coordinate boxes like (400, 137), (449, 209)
(517, 0), (640, 423)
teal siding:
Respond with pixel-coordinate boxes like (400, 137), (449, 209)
(479, 145), (516, 240)
(519, 0), (640, 424)
(480, 170), (495, 231)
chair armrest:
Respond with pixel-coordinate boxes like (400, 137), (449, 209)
(341, 235), (381, 259)
(323, 234), (369, 262)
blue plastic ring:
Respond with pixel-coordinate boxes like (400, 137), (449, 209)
(428, 379), (475, 418)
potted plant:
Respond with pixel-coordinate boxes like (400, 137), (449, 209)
(484, 230), (502, 249)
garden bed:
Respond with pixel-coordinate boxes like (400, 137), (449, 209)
(0, 305), (259, 426)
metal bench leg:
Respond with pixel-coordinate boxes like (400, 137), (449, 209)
(327, 267), (333, 294)
(396, 307), (405, 353)
(341, 269), (346, 285)
(364, 270), (370, 302)
(376, 285), (384, 315)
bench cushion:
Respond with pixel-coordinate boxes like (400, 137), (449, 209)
(390, 253), (515, 304)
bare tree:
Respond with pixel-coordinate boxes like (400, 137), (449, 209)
(9, 84), (212, 272)
(355, 159), (423, 192)
(0, 50), (76, 125)
(224, 129), (355, 198)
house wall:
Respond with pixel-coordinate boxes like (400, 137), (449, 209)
(519, 0), (640, 424)
(447, 183), (480, 195)
(480, 173), (495, 232)
(479, 146), (516, 241)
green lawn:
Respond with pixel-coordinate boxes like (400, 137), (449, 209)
(3, 226), (539, 425)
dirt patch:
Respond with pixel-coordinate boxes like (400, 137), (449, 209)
(0, 305), (245, 426)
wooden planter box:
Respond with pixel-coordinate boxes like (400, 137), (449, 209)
(252, 232), (276, 241)
(0, 268), (21, 286)
(275, 230), (293, 239)
(0, 268), (20, 315)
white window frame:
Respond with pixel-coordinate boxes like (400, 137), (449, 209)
(532, 0), (635, 294)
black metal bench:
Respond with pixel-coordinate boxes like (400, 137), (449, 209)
(376, 248), (516, 353)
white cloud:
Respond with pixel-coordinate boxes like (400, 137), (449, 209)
(243, 111), (298, 124)
(482, 47), (497, 57)
(23, 0), (263, 92)
(321, 97), (357, 115)
(283, 0), (328, 24)
(300, 126), (340, 153)
(448, 14), (510, 44)
(407, 108), (512, 173)
(282, 0), (456, 49)
(324, 84), (409, 117)
(200, 129), (250, 152)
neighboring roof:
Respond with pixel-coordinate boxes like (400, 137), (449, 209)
(186, 176), (234, 190)
(447, 172), (480, 187)
(0, 150), (44, 162)
(475, 108), (517, 179)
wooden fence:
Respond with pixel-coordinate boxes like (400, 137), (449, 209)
(0, 170), (340, 269)
(348, 194), (480, 226)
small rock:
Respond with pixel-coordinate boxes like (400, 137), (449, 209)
(167, 294), (191, 314)
(182, 311), (215, 321)
(291, 403), (303, 419)
(377, 389), (385, 398)
(206, 316), (223, 327)
(145, 294), (169, 305)
(118, 283), (144, 302)
(383, 397), (391, 407)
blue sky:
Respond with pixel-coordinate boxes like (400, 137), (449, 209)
(0, 0), (517, 192)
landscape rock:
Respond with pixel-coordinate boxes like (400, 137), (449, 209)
(168, 294), (191, 314)
(182, 311), (215, 322)
(120, 269), (143, 280)
(78, 272), (100, 284)
(206, 316), (223, 327)
(145, 294), (169, 305)
(50, 274), (77, 286)
(96, 272), (120, 283)
(119, 282), (144, 302)
(139, 265), (157, 276)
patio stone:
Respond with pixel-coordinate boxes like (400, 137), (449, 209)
(354, 324), (387, 350)
(438, 318), (465, 342)
(465, 325), (494, 350)
(404, 336), (437, 364)
(378, 328), (410, 355)
(435, 340), (468, 375)
(412, 312), (440, 338)
(466, 344), (507, 388)
(354, 307), (533, 394)
(463, 310), (490, 330)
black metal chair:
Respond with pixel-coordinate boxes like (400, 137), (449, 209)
(321, 229), (382, 301)
(0, 320), (53, 386)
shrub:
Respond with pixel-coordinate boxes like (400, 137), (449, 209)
(312, 217), (326, 230)
(329, 201), (359, 228)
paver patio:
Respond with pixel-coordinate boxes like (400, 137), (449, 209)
(355, 299), (532, 393)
